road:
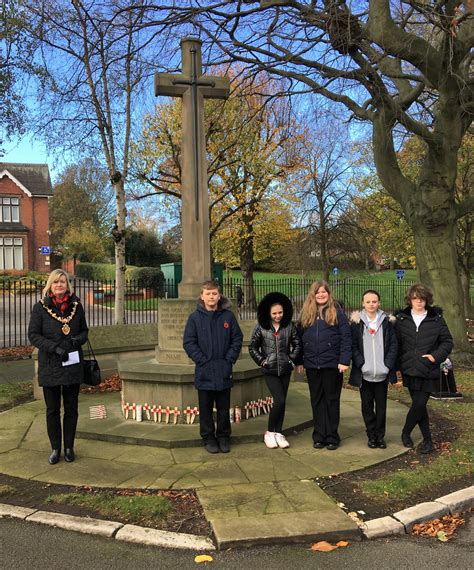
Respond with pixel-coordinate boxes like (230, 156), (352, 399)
(1, 514), (472, 569)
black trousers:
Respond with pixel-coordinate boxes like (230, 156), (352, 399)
(43, 384), (80, 450)
(360, 379), (388, 440)
(198, 388), (231, 442)
(306, 368), (343, 444)
(403, 388), (432, 440)
(265, 373), (291, 433)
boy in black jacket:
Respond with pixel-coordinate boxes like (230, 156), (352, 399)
(183, 281), (243, 454)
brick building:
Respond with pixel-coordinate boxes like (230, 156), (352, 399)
(0, 163), (53, 272)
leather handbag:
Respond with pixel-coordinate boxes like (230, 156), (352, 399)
(83, 339), (101, 386)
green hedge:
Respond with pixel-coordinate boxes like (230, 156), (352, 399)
(126, 266), (165, 291)
(75, 263), (141, 281)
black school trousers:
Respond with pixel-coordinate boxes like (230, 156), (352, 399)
(306, 368), (343, 445)
(43, 384), (80, 450)
(360, 379), (388, 440)
(198, 388), (231, 442)
(265, 373), (291, 433)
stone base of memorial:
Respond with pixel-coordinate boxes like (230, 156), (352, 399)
(118, 299), (267, 412)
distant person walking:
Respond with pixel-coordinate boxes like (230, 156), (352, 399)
(28, 269), (89, 465)
(349, 290), (398, 449)
(296, 281), (351, 450)
(249, 292), (302, 449)
(395, 283), (453, 454)
(183, 280), (243, 454)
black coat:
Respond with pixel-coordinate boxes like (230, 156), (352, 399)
(183, 297), (243, 391)
(249, 292), (302, 376)
(28, 294), (89, 387)
(297, 307), (352, 369)
(349, 311), (398, 387)
(395, 306), (453, 380)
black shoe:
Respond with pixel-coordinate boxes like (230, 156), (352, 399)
(326, 443), (339, 451)
(313, 442), (325, 449)
(419, 439), (433, 454)
(401, 433), (414, 448)
(48, 449), (60, 465)
(368, 439), (378, 449)
(64, 448), (75, 462)
(377, 439), (387, 449)
(204, 440), (220, 454)
(218, 438), (230, 453)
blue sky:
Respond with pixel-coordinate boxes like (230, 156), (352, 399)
(2, 138), (59, 181)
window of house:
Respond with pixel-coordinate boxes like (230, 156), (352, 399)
(0, 237), (23, 270)
(0, 197), (20, 223)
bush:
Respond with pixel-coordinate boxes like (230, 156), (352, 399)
(126, 266), (164, 292)
(76, 263), (118, 280)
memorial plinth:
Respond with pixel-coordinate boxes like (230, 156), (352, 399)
(119, 299), (267, 412)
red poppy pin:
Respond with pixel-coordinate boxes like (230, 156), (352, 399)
(369, 328), (376, 335)
(224, 322), (230, 329)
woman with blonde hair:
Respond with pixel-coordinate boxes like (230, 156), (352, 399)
(296, 281), (351, 449)
(28, 269), (88, 464)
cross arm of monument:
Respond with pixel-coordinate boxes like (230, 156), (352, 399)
(155, 73), (230, 100)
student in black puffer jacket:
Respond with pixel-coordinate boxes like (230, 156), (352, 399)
(28, 269), (88, 465)
(249, 292), (302, 449)
(395, 283), (453, 454)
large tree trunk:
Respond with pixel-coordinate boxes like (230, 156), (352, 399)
(412, 224), (473, 363)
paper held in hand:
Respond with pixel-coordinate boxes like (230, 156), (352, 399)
(61, 350), (80, 367)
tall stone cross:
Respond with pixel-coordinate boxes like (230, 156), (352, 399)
(155, 37), (230, 299)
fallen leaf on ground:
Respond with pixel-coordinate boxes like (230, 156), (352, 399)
(311, 541), (338, 552)
(412, 513), (464, 541)
(194, 554), (213, 563)
(336, 540), (349, 547)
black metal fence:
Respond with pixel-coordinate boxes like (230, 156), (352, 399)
(221, 276), (416, 320)
(1, 276), (420, 348)
(0, 278), (177, 348)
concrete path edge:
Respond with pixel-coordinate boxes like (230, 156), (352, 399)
(1, 484), (472, 548)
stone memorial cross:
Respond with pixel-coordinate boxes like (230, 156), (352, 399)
(155, 37), (230, 298)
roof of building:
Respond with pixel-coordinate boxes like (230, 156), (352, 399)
(0, 163), (53, 197)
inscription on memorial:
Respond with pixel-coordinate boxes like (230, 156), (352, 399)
(158, 300), (196, 352)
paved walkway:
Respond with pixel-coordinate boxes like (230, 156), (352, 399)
(0, 382), (417, 547)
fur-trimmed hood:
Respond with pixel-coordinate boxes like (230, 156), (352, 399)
(350, 310), (396, 325)
(395, 305), (443, 319)
(257, 292), (293, 329)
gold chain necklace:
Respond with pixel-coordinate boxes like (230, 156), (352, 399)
(40, 299), (78, 335)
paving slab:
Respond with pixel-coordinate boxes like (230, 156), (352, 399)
(115, 524), (215, 550)
(210, 509), (360, 549)
(27, 510), (123, 537)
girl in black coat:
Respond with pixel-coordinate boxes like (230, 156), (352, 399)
(249, 292), (302, 449)
(28, 269), (88, 464)
(396, 283), (453, 454)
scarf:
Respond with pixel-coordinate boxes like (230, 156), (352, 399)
(50, 292), (70, 315)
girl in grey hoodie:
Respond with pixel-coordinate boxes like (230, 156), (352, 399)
(349, 290), (398, 448)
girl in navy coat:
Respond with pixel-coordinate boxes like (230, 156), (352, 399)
(297, 281), (351, 450)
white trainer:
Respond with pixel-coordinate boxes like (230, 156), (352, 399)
(275, 433), (290, 449)
(264, 431), (278, 449)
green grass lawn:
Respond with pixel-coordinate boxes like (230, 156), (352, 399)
(361, 369), (473, 501)
(47, 491), (171, 522)
(0, 382), (33, 409)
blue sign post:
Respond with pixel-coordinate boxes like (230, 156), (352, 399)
(395, 269), (405, 280)
(40, 246), (51, 255)
(332, 267), (339, 276)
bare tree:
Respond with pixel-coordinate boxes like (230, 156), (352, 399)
(24, 0), (181, 323)
(187, 0), (474, 359)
